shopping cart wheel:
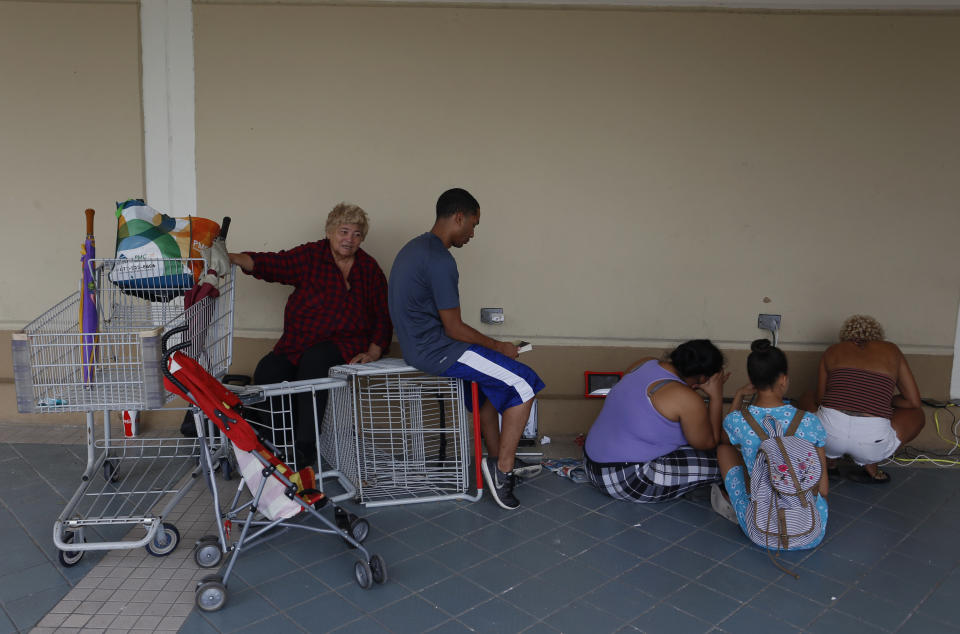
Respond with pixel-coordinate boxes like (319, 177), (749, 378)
(145, 522), (181, 557)
(369, 554), (387, 584)
(354, 560), (373, 590)
(103, 460), (120, 483)
(194, 536), (223, 568)
(58, 531), (84, 567)
(196, 576), (227, 612)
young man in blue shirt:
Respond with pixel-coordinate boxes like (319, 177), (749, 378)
(389, 188), (545, 510)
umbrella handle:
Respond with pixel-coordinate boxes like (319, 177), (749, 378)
(218, 216), (230, 239)
(85, 208), (95, 237)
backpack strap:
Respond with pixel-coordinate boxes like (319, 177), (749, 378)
(740, 407), (769, 441)
(784, 409), (806, 437)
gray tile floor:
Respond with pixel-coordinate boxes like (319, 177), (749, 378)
(2, 429), (960, 633)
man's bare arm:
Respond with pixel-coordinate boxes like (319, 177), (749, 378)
(438, 307), (518, 359)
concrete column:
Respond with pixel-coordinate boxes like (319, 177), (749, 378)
(140, 0), (196, 216)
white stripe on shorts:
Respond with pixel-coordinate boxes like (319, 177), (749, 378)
(458, 350), (536, 403)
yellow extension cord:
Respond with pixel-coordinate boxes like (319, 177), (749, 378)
(884, 403), (960, 467)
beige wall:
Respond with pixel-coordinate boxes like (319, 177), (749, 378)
(193, 5), (960, 354)
(2, 3), (958, 393)
(0, 1), (143, 327)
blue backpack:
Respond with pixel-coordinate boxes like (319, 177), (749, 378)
(740, 408), (823, 575)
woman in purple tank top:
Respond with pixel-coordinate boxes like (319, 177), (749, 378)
(584, 340), (729, 503)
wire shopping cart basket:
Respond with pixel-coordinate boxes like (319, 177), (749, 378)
(320, 358), (483, 507)
(9, 257), (235, 565)
(229, 377), (358, 502)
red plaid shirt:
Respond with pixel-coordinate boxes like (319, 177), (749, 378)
(245, 240), (392, 365)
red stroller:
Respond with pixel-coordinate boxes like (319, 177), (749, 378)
(161, 327), (386, 612)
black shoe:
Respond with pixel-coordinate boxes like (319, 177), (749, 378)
(482, 457), (519, 510)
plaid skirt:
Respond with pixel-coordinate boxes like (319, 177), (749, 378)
(584, 446), (720, 503)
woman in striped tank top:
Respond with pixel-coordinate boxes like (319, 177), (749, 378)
(813, 315), (924, 483)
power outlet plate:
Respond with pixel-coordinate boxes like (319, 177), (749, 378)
(481, 308), (504, 324)
(758, 313), (781, 331)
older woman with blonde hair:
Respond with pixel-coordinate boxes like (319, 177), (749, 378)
(812, 315), (924, 483)
(228, 202), (392, 465)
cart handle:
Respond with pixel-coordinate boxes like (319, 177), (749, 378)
(160, 325), (193, 396)
(161, 324), (190, 355)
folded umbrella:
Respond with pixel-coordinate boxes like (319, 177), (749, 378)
(80, 208), (98, 383)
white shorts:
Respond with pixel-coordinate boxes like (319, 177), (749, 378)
(818, 406), (900, 465)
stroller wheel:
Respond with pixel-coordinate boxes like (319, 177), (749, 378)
(194, 536), (223, 568)
(218, 457), (233, 481)
(196, 578), (227, 612)
(369, 554), (387, 584)
(349, 518), (370, 544)
(354, 560), (373, 590)
(145, 522), (181, 557)
(58, 531), (84, 567)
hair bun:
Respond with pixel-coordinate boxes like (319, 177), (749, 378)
(751, 338), (772, 353)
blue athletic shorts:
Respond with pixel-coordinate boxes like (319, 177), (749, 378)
(442, 344), (545, 414)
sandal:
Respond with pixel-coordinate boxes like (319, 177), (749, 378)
(846, 467), (891, 485)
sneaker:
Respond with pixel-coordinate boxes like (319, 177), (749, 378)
(482, 457), (520, 510)
(710, 483), (738, 524)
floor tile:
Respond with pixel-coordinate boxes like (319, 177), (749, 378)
(460, 558), (532, 596)
(372, 594), (453, 633)
(749, 584), (826, 628)
(581, 581), (656, 621)
(605, 528), (671, 559)
(719, 605), (800, 633)
(897, 610), (960, 633)
(567, 512), (629, 541)
(429, 538), (493, 570)
(420, 574), (494, 617)
(466, 522), (525, 555)
(698, 564), (769, 602)
(676, 529), (744, 563)
(666, 582), (741, 624)
(573, 542), (641, 576)
(253, 570), (330, 610)
(776, 567), (846, 605)
(620, 562), (690, 599)
(544, 599), (625, 632)
(504, 538), (573, 576)
(458, 596), (538, 633)
(631, 603), (712, 634)
(389, 553), (454, 592)
(536, 524), (594, 558)
(806, 608), (887, 633)
(285, 589), (363, 632)
(650, 545), (719, 580)
(6, 434), (960, 634)
(832, 588), (912, 630)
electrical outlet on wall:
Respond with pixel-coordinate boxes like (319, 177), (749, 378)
(481, 308), (504, 324)
(758, 314), (781, 331)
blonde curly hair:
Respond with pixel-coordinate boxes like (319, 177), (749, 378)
(325, 202), (369, 239)
(839, 314), (885, 343)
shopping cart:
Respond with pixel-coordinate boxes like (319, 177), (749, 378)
(230, 378), (358, 502)
(161, 332), (386, 611)
(10, 257), (235, 565)
(320, 358), (484, 507)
